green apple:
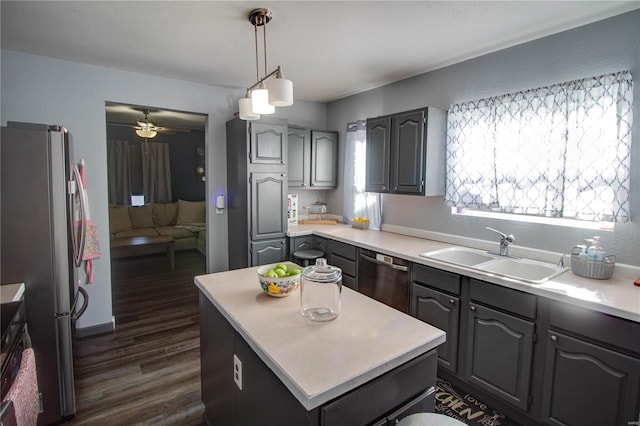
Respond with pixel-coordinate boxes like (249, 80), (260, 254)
(274, 268), (287, 277)
(275, 263), (288, 272)
(288, 268), (301, 276)
(264, 269), (278, 278)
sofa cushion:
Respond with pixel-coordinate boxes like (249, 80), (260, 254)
(152, 202), (178, 227)
(128, 205), (154, 229)
(109, 206), (132, 233)
(177, 199), (205, 224)
(155, 226), (195, 240)
(114, 228), (159, 238)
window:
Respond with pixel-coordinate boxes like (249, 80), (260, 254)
(445, 71), (633, 223)
(343, 120), (382, 229)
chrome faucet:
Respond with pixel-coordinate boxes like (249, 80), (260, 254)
(485, 227), (518, 258)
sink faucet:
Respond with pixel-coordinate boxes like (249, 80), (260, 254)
(485, 227), (518, 258)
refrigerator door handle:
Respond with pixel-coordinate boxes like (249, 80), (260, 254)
(69, 164), (87, 267)
(71, 286), (89, 321)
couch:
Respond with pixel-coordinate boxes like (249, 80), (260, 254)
(109, 200), (206, 256)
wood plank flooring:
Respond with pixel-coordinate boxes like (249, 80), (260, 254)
(67, 250), (206, 425)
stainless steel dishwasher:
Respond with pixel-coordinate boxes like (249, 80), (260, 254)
(357, 248), (410, 313)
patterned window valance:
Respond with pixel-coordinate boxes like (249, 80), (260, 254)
(445, 71), (633, 223)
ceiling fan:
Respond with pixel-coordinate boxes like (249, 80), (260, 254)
(134, 109), (169, 139)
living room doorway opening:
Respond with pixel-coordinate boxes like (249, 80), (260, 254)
(104, 102), (208, 314)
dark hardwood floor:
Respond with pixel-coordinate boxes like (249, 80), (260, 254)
(68, 250), (206, 425)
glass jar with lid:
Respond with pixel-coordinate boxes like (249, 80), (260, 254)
(300, 258), (342, 321)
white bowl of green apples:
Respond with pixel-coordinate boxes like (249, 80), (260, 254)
(257, 262), (303, 297)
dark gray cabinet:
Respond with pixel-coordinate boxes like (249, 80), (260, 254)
(411, 264), (461, 373)
(365, 107), (445, 196)
(251, 239), (287, 267)
(227, 118), (288, 269)
(541, 301), (640, 426)
(199, 291), (439, 426)
(465, 302), (534, 411)
(327, 240), (357, 290)
(288, 128), (337, 189)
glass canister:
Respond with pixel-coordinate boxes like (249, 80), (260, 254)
(300, 258), (342, 321)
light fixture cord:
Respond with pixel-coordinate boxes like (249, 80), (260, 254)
(262, 15), (268, 80)
(254, 21), (260, 81)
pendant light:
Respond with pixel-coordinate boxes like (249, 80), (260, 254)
(238, 8), (293, 120)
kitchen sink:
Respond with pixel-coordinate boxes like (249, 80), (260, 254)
(420, 247), (567, 284)
(478, 258), (567, 284)
(420, 247), (496, 267)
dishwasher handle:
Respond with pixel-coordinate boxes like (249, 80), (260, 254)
(360, 253), (409, 272)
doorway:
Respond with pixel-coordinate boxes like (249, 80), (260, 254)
(104, 102), (207, 313)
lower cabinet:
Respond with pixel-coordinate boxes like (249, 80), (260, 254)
(199, 291), (439, 426)
(327, 239), (357, 290)
(411, 283), (459, 373)
(465, 302), (534, 411)
(251, 238), (287, 266)
(409, 261), (640, 426)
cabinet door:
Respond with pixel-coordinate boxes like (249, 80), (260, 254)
(542, 331), (640, 426)
(365, 116), (391, 192)
(465, 303), (534, 410)
(250, 122), (287, 165)
(288, 128), (311, 187)
(311, 131), (338, 188)
(251, 238), (287, 266)
(391, 110), (425, 194)
(411, 283), (459, 373)
(250, 172), (287, 240)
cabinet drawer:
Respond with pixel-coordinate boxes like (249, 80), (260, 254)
(549, 300), (640, 354)
(321, 350), (437, 426)
(342, 274), (356, 290)
(412, 264), (461, 295)
(328, 240), (356, 261)
(469, 279), (536, 319)
(331, 255), (356, 277)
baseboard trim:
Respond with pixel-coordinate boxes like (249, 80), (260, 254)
(75, 320), (114, 337)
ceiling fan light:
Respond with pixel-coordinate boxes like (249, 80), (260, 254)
(136, 128), (157, 139)
(268, 77), (293, 107)
(239, 97), (260, 120)
(251, 87), (275, 114)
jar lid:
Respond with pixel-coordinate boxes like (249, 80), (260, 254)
(302, 258), (341, 283)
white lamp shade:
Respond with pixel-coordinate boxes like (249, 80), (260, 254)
(251, 88), (275, 114)
(239, 97), (260, 120)
(136, 128), (157, 138)
(268, 77), (293, 106)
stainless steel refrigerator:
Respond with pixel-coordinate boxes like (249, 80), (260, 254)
(1, 122), (89, 424)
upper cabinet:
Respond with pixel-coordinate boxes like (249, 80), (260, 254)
(250, 122), (287, 166)
(288, 128), (337, 189)
(365, 107), (445, 196)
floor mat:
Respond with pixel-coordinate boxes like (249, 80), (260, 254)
(434, 378), (521, 426)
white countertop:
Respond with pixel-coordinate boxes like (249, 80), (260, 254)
(288, 224), (640, 323)
(195, 268), (446, 411)
(0, 283), (25, 304)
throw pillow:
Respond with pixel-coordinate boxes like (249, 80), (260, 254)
(177, 199), (205, 224)
(109, 206), (132, 233)
(152, 202), (178, 227)
(128, 205), (154, 229)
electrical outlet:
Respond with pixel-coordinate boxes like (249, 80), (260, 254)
(233, 354), (242, 390)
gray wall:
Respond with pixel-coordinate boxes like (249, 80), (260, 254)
(1, 49), (327, 330)
(327, 10), (640, 266)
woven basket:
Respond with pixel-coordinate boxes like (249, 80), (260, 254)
(570, 247), (615, 280)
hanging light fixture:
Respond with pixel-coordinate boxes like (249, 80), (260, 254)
(238, 8), (293, 120)
(135, 110), (159, 139)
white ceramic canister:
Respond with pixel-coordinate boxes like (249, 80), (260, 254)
(300, 258), (342, 321)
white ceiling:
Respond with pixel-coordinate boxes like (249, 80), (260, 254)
(2, 1), (639, 128)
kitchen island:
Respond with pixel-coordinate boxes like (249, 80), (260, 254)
(195, 267), (446, 426)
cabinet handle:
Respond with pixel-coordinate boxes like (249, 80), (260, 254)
(382, 186), (387, 190)
(470, 305), (476, 311)
(394, 186), (398, 191)
(301, 183), (306, 187)
(550, 335), (558, 342)
(449, 299), (455, 305)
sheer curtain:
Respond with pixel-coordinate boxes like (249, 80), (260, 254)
(107, 139), (131, 205)
(343, 120), (382, 229)
(446, 71), (633, 222)
(141, 141), (173, 203)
